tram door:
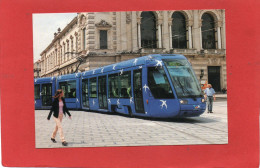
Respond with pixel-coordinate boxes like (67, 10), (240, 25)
(98, 76), (108, 109)
(41, 83), (52, 106)
(82, 79), (89, 108)
(133, 69), (145, 113)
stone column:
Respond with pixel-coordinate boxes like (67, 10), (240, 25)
(192, 10), (201, 50)
(168, 18), (173, 49)
(131, 11), (138, 51)
(217, 21), (222, 49)
(162, 11), (170, 51)
(188, 26), (192, 49)
(158, 23), (162, 48)
(137, 17), (142, 48)
(121, 12), (127, 51)
(199, 19), (203, 49)
(217, 27), (221, 49)
(116, 12), (121, 51)
(222, 10), (226, 50)
(157, 18), (163, 48)
(188, 20), (193, 49)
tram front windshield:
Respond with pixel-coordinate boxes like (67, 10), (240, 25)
(164, 59), (203, 98)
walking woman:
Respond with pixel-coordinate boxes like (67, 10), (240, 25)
(47, 89), (72, 146)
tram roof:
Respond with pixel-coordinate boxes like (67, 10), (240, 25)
(34, 76), (56, 83)
(56, 73), (81, 80)
(82, 54), (185, 76)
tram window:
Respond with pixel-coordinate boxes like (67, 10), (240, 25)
(90, 78), (97, 98)
(59, 80), (76, 98)
(108, 73), (119, 98)
(148, 67), (174, 99)
(119, 71), (131, 98)
(34, 84), (40, 99)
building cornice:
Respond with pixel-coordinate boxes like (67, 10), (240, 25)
(40, 16), (78, 56)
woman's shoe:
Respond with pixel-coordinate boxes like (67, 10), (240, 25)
(51, 138), (57, 143)
(62, 141), (68, 146)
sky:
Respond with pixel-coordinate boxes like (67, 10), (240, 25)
(33, 13), (77, 63)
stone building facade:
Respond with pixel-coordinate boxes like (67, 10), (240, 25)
(40, 10), (226, 91)
(34, 60), (41, 78)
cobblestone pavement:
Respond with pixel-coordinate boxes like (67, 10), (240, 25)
(35, 100), (228, 148)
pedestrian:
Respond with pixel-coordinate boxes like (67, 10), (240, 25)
(204, 84), (216, 113)
(47, 89), (72, 146)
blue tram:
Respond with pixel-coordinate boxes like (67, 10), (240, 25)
(34, 54), (206, 118)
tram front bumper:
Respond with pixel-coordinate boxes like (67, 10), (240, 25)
(180, 104), (206, 117)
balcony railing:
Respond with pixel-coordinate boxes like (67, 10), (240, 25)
(171, 49), (197, 55)
(141, 48), (165, 54)
(199, 49), (226, 56)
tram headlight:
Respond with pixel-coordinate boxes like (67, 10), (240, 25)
(180, 99), (188, 104)
(201, 98), (205, 103)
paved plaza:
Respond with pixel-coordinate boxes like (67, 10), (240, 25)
(35, 96), (228, 148)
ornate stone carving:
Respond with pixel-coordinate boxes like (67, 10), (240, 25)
(95, 20), (112, 28)
(216, 20), (223, 27)
(137, 17), (142, 24)
(80, 15), (86, 25)
(126, 13), (131, 24)
(199, 19), (203, 27)
(157, 18), (163, 25)
(168, 18), (173, 26)
(187, 19), (194, 27)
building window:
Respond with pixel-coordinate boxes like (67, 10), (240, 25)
(60, 48), (62, 63)
(63, 44), (66, 62)
(82, 28), (86, 50)
(141, 12), (157, 48)
(67, 41), (69, 60)
(201, 13), (216, 49)
(71, 39), (74, 57)
(100, 30), (108, 49)
(172, 12), (187, 49)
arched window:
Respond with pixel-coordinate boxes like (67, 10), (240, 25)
(141, 12), (157, 48)
(201, 13), (216, 49)
(172, 12), (187, 49)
